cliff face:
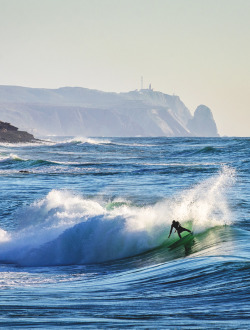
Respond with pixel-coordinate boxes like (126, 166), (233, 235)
(0, 86), (219, 137)
(0, 120), (37, 143)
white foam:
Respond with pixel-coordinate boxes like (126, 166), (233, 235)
(168, 165), (235, 232)
(0, 271), (84, 288)
(0, 229), (10, 243)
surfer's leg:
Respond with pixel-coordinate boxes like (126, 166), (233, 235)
(181, 227), (191, 233)
(177, 231), (182, 239)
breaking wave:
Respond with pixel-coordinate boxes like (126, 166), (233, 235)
(0, 167), (235, 266)
(52, 137), (112, 146)
(0, 153), (24, 162)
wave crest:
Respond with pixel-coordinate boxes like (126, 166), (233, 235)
(53, 137), (112, 146)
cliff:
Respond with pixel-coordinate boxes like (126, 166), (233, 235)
(0, 86), (219, 137)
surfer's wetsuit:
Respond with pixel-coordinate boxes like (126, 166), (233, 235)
(168, 220), (191, 239)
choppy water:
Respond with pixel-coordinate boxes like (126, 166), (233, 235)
(0, 137), (249, 328)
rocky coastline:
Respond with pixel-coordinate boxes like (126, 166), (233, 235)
(0, 120), (38, 143)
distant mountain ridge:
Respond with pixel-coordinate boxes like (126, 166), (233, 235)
(0, 85), (219, 137)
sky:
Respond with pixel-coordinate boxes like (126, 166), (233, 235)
(0, 0), (249, 136)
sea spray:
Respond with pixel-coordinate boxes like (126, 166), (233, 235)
(0, 228), (10, 243)
(169, 166), (236, 232)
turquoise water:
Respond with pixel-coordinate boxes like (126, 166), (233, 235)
(0, 137), (249, 328)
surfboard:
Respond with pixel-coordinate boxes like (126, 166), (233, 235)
(168, 233), (194, 249)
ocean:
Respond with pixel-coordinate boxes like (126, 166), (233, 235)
(0, 136), (249, 328)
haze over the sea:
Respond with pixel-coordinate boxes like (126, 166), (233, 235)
(0, 0), (249, 136)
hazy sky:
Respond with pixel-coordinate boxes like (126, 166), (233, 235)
(0, 0), (249, 136)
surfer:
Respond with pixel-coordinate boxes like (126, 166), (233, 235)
(168, 220), (192, 239)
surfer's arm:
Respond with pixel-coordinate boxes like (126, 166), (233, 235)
(168, 225), (173, 238)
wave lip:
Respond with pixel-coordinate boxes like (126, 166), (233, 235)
(0, 153), (24, 163)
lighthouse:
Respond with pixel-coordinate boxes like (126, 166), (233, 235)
(140, 77), (153, 91)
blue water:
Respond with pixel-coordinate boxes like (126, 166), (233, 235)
(0, 137), (249, 328)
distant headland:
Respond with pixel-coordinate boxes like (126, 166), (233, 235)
(0, 85), (219, 137)
(0, 120), (37, 143)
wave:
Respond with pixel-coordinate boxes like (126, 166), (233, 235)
(58, 137), (160, 148)
(0, 153), (61, 169)
(42, 136), (159, 148)
(0, 153), (24, 163)
(0, 151), (99, 169)
(0, 167), (235, 267)
(51, 137), (112, 146)
(177, 145), (224, 157)
(0, 136), (112, 148)
(0, 140), (54, 147)
(29, 159), (60, 166)
(197, 146), (222, 153)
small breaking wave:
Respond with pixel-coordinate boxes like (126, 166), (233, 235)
(52, 137), (112, 146)
(0, 153), (62, 168)
(0, 153), (24, 163)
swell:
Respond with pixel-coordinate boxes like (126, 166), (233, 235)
(0, 158), (219, 176)
(177, 146), (223, 157)
(195, 146), (222, 154)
